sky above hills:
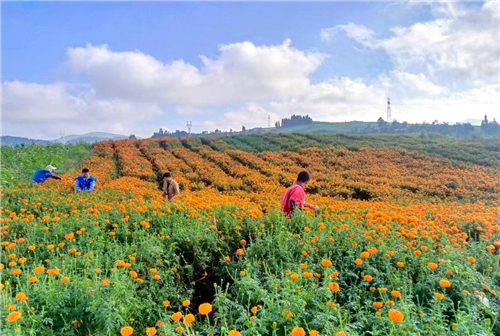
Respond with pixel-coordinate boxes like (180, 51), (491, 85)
(2, 1), (499, 139)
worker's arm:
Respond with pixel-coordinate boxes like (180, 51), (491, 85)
(161, 181), (168, 197)
(51, 175), (62, 180)
(173, 182), (180, 196)
(88, 179), (96, 192)
(75, 180), (82, 192)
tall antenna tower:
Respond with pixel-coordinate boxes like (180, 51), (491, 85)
(387, 98), (392, 122)
(268, 114), (271, 127)
(187, 121), (192, 135)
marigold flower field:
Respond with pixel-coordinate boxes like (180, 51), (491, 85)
(1, 134), (499, 336)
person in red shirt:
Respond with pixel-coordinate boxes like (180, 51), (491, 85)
(281, 171), (319, 217)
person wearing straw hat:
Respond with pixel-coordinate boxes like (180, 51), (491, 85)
(31, 165), (62, 184)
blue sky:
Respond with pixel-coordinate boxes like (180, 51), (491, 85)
(2, 1), (498, 139)
(3, 2), (432, 83)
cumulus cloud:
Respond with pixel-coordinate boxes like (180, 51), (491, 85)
(2, 81), (162, 138)
(379, 71), (446, 97)
(67, 40), (326, 105)
(3, 2), (498, 139)
(321, 1), (499, 85)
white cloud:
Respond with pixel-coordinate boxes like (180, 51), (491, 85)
(67, 40), (326, 105)
(3, 2), (499, 140)
(2, 81), (162, 138)
(321, 23), (375, 44)
(322, 1), (499, 85)
(379, 71), (446, 97)
(202, 103), (287, 131)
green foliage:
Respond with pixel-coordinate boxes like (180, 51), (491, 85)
(1, 144), (92, 187)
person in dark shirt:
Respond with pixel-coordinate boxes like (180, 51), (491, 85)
(32, 165), (62, 184)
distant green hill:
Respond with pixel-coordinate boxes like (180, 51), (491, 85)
(254, 121), (379, 133)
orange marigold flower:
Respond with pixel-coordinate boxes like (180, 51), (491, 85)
(29, 276), (38, 283)
(440, 279), (452, 288)
(291, 274), (299, 280)
(15, 293), (28, 302)
(61, 277), (70, 283)
(329, 282), (340, 292)
(388, 309), (405, 323)
(336, 333), (347, 336)
(120, 326), (134, 336)
(183, 314), (195, 325)
(364, 275), (373, 282)
(182, 300), (190, 307)
(33, 266), (45, 274)
(198, 303), (212, 315)
(428, 262), (438, 270)
(163, 300), (170, 307)
(310, 330), (320, 336)
(228, 331), (242, 336)
(5, 304), (17, 311)
(435, 293), (445, 300)
(321, 260), (332, 267)
(145, 327), (157, 336)
(467, 257), (476, 263)
(171, 312), (183, 322)
(354, 259), (363, 266)
(372, 302), (383, 309)
(396, 262), (404, 268)
(236, 249), (244, 256)
(290, 327), (306, 336)
(175, 326), (184, 333)
(7, 311), (21, 322)
(12, 269), (22, 276)
(360, 252), (370, 258)
(391, 290), (401, 298)
(129, 271), (138, 278)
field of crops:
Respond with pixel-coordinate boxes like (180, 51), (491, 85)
(1, 134), (499, 336)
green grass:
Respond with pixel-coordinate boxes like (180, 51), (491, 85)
(0, 143), (92, 188)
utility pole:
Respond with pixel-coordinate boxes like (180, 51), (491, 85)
(187, 121), (192, 136)
(268, 114), (271, 127)
(60, 130), (66, 145)
(387, 98), (392, 122)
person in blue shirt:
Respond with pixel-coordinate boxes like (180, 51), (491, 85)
(32, 165), (62, 184)
(75, 168), (97, 192)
